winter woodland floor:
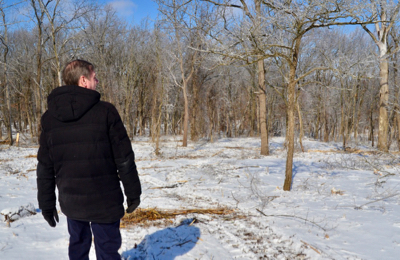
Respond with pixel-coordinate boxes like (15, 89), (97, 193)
(0, 136), (400, 259)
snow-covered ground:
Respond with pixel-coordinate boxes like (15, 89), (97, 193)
(0, 136), (399, 259)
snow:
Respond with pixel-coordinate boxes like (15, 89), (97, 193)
(0, 137), (399, 259)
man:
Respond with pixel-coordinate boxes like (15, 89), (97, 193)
(37, 59), (141, 260)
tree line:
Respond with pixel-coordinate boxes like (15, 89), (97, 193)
(1, 0), (400, 190)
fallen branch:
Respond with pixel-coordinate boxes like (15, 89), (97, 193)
(150, 181), (187, 189)
(211, 151), (223, 157)
(223, 146), (258, 150)
(139, 166), (174, 169)
(256, 208), (327, 231)
(233, 166), (261, 170)
(354, 193), (400, 210)
(301, 240), (321, 254)
(359, 155), (397, 178)
(379, 173), (396, 179)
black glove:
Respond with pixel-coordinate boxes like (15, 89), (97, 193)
(126, 198), (140, 213)
(42, 209), (59, 227)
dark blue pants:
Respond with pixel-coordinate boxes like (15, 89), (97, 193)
(67, 218), (121, 260)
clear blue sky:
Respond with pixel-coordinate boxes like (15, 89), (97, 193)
(1, 0), (159, 29)
(100, 0), (159, 25)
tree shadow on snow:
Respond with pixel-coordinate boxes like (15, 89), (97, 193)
(121, 218), (200, 260)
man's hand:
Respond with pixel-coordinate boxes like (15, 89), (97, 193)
(42, 209), (59, 227)
(126, 198), (140, 213)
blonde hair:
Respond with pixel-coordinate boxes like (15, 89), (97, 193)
(62, 60), (95, 86)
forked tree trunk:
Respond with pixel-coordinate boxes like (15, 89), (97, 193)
(360, 2), (400, 151)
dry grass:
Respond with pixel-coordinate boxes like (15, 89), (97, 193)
(25, 154), (37, 158)
(121, 207), (238, 228)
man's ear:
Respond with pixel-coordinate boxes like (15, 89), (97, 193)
(78, 75), (86, 88)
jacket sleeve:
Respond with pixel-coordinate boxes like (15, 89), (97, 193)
(108, 105), (141, 200)
(37, 116), (56, 211)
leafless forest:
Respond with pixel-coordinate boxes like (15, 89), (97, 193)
(1, 1), (400, 190)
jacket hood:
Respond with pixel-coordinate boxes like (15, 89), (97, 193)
(47, 85), (101, 122)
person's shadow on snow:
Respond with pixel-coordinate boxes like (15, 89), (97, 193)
(121, 218), (200, 260)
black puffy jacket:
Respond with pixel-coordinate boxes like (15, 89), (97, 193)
(37, 85), (141, 223)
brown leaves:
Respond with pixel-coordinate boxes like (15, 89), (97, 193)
(331, 187), (344, 195)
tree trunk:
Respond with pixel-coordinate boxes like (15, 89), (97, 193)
(340, 79), (346, 149)
(378, 58), (389, 152)
(258, 59), (269, 155)
(1, 9), (12, 145)
(396, 109), (400, 151)
(249, 76), (257, 137)
(314, 111), (320, 140)
(190, 72), (199, 141)
(34, 20), (44, 143)
(182, 80), (189, 147)
(352, 79), (360, 143)
(323, 106), (329, 142)
(296, 95), (304, 152)
(283, 63), (296, 191)
(370, 108), (374, 147)
(5, 57), (12, 145)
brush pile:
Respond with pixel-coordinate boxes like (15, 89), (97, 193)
(121, 207), (237, 228)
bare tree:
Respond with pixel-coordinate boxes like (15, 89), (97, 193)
(37, 0), (90, 86)
(201, 0), (271, 155)
(203, 0), (362, 190)
(30, 0), (50, 118)
(352, 1), (400, 151)
(0, 0), (12, 144)
(156, 0), (210, 147)
(389, 25), (400, 150)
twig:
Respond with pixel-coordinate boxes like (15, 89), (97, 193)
(233, 166), (261, 170)
(354, 193), (400, 210)
(1, 243), (7, 251)
(211, 151), (223, 157)
(300, 240), (321, 254)
(150, 183), (185, 189)
(379, 173), (395, 179)
(139, 166), (174, 169)
(360, 154), (398, 178)
(174, 240), (194, 247)
(256, 208), (327, 231)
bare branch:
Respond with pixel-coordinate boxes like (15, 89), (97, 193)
(201, 0), (242, 9)
(294, 66), (330, 85)
(256, 208), (327, 232)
